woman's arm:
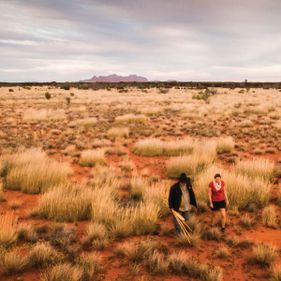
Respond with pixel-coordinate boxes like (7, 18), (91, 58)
(208, 187), (213, 208)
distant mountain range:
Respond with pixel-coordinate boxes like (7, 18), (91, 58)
(83, 74), (148, 83)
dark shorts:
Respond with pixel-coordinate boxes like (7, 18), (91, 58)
(211, 200), (226, 211)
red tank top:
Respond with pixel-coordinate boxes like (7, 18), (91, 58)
(209, 180), (225, 202)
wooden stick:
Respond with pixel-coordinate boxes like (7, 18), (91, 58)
(172, 210), (193, 232)
(171, 210), (192, 242)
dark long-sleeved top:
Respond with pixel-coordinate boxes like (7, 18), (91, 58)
(168, 179), (197, 212)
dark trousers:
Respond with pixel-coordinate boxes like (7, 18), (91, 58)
(173, 211), (189, 235)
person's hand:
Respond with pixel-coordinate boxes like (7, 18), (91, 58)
(226, 200), (230, 207)
(210, 202), (214, 209)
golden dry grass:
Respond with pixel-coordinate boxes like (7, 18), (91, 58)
(248, 243), (277, 267)
(108, 127), (129, 139)
(262, 206), (278, 228)
(0, 213), (18, 247)
(235, 158), (275, 181)
(1, 149), (70, 194)
(133, 138), (194, 156)
(79, 149), (106, 167)
(35, 184), (94, 221)
(0, 248), (29, 275)
(195, 165), (271, 209)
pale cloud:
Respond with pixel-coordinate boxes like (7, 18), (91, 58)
(0, 0), (280, 82)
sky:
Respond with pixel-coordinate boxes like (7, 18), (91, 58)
(0, 0), (281, 82)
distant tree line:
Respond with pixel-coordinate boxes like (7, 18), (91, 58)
(0, 81), (281, 89)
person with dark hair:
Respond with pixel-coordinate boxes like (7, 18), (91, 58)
(208, 173), (229, 232)
(168, 173), (197, 235)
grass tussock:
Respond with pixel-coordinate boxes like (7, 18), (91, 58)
(262, 206), (278, 228)
(0, 182), (5, 201)
(115, 241), (222, 280)
(129, 177), (170, 217)
(115, 240), (168, 264)
(132, 138), (194, 156)
(225, 236), (253, 249)
(40, 263), (83, 281)
(115, 114), (148, 123)
(23, 109), (66, 122)
(17, 223), (38, 243)
(83, 222), (110, 250)
(216, 137), (235, 154)
(168, 251), (223, 281)
(235, 158), (275, 181)
(271, 266), (281, 281)
(144, 251), (169, 275)
(76, 117), (97, 127)
(248, 243), (277, 268)
(1, 149), (70, 194)
(35, 184), (94, 221)
(29, 242), (62, 268)
(0, 213), (18, 247)
(108, 127), (129, 139)
(0, 248), (29, 275)
(215, 246), (231, 259)
(111, 201), (160, 237)
(201, 227), (222, 241)
(167, 151), (215, 179)
(90, 173), (163, 237)
(76, 253), (103, 279)
(79, 149), (106, 167)
(166, 139), (217, 178)
(176, 230), (201, 248)
(240, 214), (255, 229)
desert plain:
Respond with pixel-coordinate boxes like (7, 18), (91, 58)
(0, 84), (280, 281)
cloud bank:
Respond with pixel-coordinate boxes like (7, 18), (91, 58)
(0, 0), (280, 81)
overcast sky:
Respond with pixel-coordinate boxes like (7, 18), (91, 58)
(1, 0), (281, 82)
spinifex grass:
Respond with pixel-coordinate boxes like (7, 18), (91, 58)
(0, 212), (18, 247)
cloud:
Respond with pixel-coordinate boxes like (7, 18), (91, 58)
(0, 0), (280, 81)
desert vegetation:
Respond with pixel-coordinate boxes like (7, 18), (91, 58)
(0, 85), (280, 281)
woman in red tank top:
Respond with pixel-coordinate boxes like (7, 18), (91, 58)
(208, 173), (229, 232)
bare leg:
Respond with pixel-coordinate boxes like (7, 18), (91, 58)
(220, 208), (226, 228)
